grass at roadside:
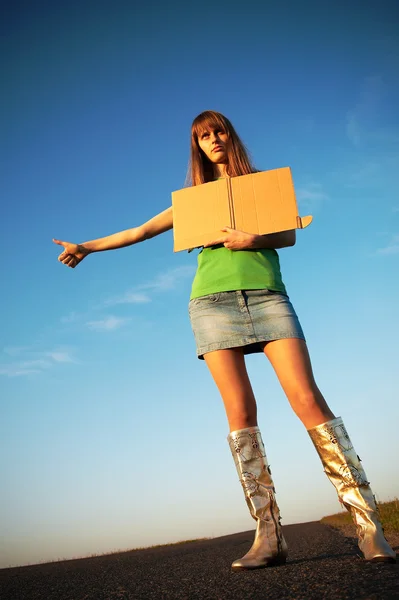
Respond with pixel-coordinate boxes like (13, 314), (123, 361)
(321, 498), (399, 533)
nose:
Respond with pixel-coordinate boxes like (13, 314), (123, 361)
(211, 132), (221, 144)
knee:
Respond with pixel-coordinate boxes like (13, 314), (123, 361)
(288, 387), (334, 427)
(290, 388), (323, 416)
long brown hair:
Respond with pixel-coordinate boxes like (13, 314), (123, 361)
(185, 111), (257, 186)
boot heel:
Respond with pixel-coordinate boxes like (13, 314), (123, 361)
(267, 555), (287, 567)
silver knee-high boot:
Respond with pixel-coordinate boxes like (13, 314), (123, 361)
(228, 426), (288, 571)
(308, 416), (396, 563)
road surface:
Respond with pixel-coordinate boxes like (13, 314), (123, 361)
(1, 521), (398, 599)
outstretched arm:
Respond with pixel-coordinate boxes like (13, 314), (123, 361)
(54, 206), (173, 268)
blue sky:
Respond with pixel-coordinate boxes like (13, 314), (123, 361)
(1, 0), (398, 568)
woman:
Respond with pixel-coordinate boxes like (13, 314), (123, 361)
(54, 110), (396, 569)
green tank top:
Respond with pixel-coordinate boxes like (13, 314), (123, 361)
(190, 245), (287, 300)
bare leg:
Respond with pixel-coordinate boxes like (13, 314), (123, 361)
(263, 338), (335, 429)
(203, 347), (258, 432)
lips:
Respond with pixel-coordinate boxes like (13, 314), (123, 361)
(212, 146), (223, 153)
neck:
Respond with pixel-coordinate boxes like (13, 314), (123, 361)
(213, 163), (228, 178)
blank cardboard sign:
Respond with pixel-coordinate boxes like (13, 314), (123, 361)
(172, 167), (312, 252)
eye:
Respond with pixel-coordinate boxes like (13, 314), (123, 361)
(201, 132), (209, 139)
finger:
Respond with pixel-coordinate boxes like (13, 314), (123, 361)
(53, 239), (67, 247)
(64, 256), (76, 268)
(204, 237), (226, 247)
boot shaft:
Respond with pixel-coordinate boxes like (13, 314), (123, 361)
(227, 426), (288, 569)
(308, 417), (396, 562)
(228, 426), (274, 488)
(308, 417), (369, 492)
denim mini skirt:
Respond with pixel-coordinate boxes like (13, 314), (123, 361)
(188, 289), (305, 360)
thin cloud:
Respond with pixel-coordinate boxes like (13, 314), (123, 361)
(45, 351), (75, 363)
(346, 75), (383, 147)
(344, 160), (381, 189)
(346, 75), (399, 148)
(105, 266), (195, 306)
(376, 234), (399, 256)
(3, 346), (30, 357)
(0, 365), (42, 377)
(20, 359), (51, 369)
(296, 183), (328, 213)
(335, 153), (399, 191)
(296, 184), (328, 202)
(0, 348), (77, 377)
(346, 114), (362, 146)
(105, 292), (151, 306)
(137, 266), (195, 292)
(61, 311), (80, 324)
(0, 359), (51, 378)
(86, 315), (130, 331)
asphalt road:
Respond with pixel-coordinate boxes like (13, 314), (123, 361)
(1, 521), (398, 600)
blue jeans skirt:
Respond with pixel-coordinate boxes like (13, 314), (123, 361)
(188, 289), (305, 360)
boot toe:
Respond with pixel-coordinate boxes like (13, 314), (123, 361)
(231, 560), (265, 571)
(231, 554), (287, 571)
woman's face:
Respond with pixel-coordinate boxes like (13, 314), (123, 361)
(197, 126), (228, 164)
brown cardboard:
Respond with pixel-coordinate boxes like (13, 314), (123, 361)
(171, 167), (312, 252)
